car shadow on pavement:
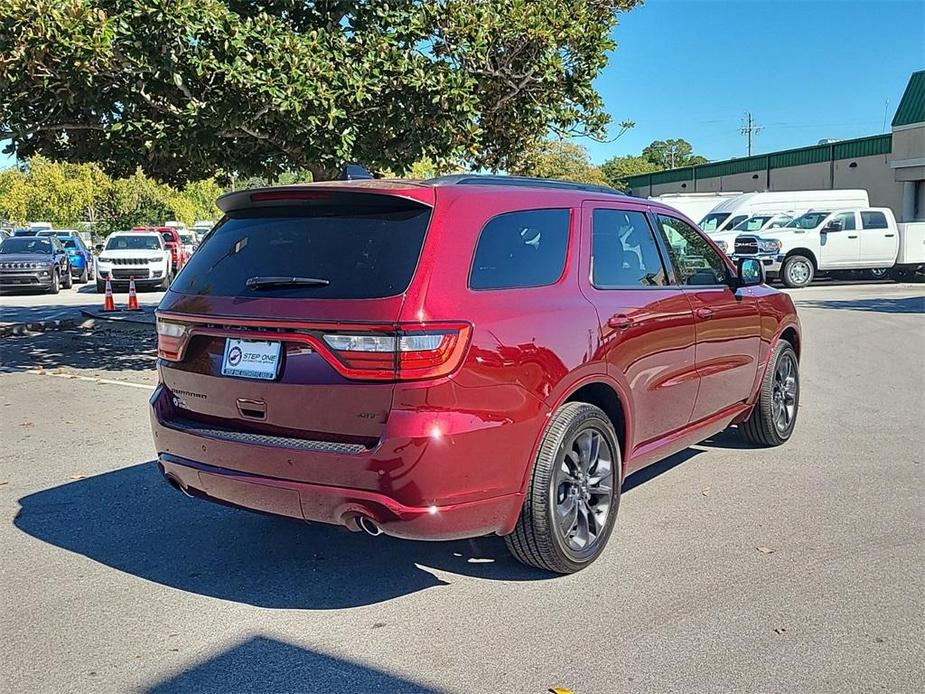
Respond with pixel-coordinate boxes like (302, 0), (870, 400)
(14, 462), (550, 609)
(798, 295), (925, 314)
(15, 447), (707, 609)
(145, 635), (439, 693)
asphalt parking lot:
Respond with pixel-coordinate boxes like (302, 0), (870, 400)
(0, 284), (165, 328)
(1, 283), (923, 693)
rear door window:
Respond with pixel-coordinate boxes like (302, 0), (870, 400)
(861, 211), (888, 229)
(469, 209), (570, 290)
(170, 203), (432, 299)
(591, 209), (667, 287)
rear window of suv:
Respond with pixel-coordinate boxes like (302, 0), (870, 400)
(171, 203), (432, 299)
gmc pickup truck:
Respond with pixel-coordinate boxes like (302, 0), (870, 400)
(731, 208), (925, 288)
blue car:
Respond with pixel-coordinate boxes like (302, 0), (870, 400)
(38, 231), (94, 283)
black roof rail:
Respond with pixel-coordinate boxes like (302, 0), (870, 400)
(426, 174), (625, 196)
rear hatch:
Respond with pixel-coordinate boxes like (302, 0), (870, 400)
(156, 187), (436, 447)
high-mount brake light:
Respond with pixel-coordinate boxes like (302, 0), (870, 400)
(250, 191), (333, 203)
(321, 324), (471, 381)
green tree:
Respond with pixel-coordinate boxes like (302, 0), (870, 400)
(641, 139), (707, 169)
(600, 154), (659, 190)
(510, 140), (610, 186)
(0, 0), (641, 184)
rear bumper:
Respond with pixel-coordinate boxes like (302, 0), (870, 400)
(149, 383), (543, 540)
(156, 454), (523, 541)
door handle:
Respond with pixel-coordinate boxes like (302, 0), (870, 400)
(847, 235), (858, 239)
(695, 307), (715, 320)
(885, 233), (895, 238)
(607, 314), (633, 330)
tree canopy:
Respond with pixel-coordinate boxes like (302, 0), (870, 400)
(601, 138), (707, 189)
(640, 139), (707, 170)
(1, 0), (640, 183)
(509, 140), (610, 186)
(0, 157), (221, 232)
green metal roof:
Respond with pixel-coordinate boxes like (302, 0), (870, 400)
(892, 70), (925, 127)
(626, 133), (893, 190)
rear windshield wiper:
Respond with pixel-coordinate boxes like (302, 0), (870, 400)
(245, 276), (331, 290)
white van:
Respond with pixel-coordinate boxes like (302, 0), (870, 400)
(649, 192), (742, 223)
(699, 190), (870, 234)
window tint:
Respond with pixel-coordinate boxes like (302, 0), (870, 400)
(0, 237), (54, 254)
(592, 210), (667, 287)
(657, 215), (728, 286)
(106, 235), (163, 251)
(861, 211), (888, 229)
(172, 203), (431, 299)
(724, 214), (748, 230)
(699, 213), (730, 232)
(469, 209), (569, 290)
(831, 212), (856, 231)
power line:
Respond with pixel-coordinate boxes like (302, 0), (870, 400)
(739, 112), (763, 157)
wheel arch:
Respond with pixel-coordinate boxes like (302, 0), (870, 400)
(779, 325), (800, 361)
(516, 376), (634, 500)
(783, 248), (817, 268)
(563, 382), (628, 464)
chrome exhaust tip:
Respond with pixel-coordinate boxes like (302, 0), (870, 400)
(357, 516), (383, 537)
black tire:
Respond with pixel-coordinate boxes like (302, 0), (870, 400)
(505, 402), (621, 574)
(781, 255), (814, 289)
(740, 341), (799, 446)
(77, 265), (89, 284)
(867, 268), (889, 280)
(61, 267), (73, 289)
(160, 270), (172, 291)
(47, 271), (60, 295)
(96, 279), (106, 293)
(888, 266), (917, 283)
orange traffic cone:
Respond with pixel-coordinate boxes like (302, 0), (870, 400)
(127, 276), (141, 311)
(103, 275), (116, 312)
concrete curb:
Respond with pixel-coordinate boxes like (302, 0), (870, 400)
(0, 317), (90, 338)
(79, 307), (156, 326)
(0, 308), (155, 338)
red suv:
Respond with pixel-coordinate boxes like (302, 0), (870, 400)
(150, 176), (801, 573)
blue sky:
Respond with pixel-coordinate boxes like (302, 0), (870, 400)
(2, 0), (923, 170)
(582, 0), (925, 164)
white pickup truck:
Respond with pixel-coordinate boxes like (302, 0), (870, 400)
(730, 208), (925, 288)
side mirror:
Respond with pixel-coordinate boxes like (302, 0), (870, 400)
(736, 257), (764, 287)
(822, 220), (843, 233)
(95, 244), (104, 252)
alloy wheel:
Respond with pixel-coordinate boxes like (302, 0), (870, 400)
(552, 427), (615, 554)
(772, 353), (798, 434)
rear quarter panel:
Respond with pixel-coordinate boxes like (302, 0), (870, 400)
(396, 188), (604, 498)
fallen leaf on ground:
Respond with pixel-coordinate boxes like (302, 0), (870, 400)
(20, 421), (33, 427)
(702, 487), (711, 496)
(774, 627), (787, 635)
(0, 480), (8, 486)
(68, 475), (87, 480)
(756, 546), (775, 554)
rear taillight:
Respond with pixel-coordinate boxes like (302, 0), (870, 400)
(321, 324), (471, 381)
(153, 317), (471, 381)
(156, 318), (189, 360)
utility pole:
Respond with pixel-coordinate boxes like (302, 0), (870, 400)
(739, 112), (763, 157)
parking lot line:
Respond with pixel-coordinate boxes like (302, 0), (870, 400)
(0, 366), (156, 390)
